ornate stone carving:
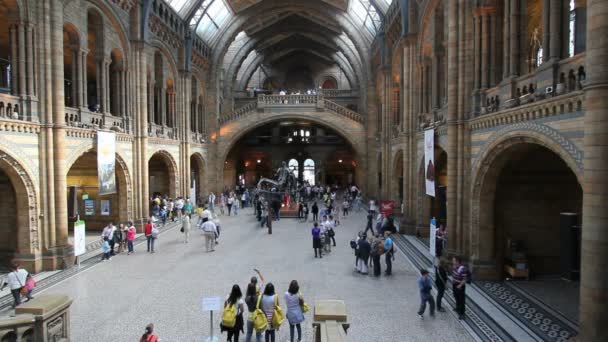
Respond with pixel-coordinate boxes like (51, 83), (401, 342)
(148, 15), (183, 50)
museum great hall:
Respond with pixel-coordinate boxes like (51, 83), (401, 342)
(0, 0), (607, 340)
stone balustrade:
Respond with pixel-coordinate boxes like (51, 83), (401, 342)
(64, 107), (127, 132)
(0, 295), (72, 342)
(470, 91), (584, 131)
(148, 123), (179, 140)
(218, 95), (365, 126)
(0, 93), (22, 120)
(190, 131), (208, 144)
(319, 89), (359, 97)
(258, 94), (318, 106)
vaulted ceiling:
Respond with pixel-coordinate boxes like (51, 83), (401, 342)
(165, 0), (394, 93)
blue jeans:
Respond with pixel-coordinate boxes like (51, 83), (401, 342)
(127, 240), (134, 253)
(289, 324), (302, 342)
(146, 236), (155, 252)
(245, 320), (262, 342)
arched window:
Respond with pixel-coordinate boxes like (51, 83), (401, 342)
(288, 159), (299, 179)
(303, 159), (315, 185)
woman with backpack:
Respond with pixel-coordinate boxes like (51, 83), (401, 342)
(261, 283), (280, 342)
(244, 283), (262, 342)
(222, 284), (245, 342)
(284, 280), (306, 342)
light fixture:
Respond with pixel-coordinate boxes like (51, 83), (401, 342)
(339, 159), (343, 163)
(257, 159), (261, 163)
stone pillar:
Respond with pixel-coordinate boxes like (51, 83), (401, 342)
(9, 25), (18, 95)
(25, 24), (34, 96)
(70, 50), (77, 107)
(50, 0), (69, 253)
(18, 23), (26, 95)
(549, 0), (562, 60)
(96, 59), (102, 111)
(161, 86), (167, 126)
(473, 14), (481, 90)
(509, 0), (520, 76)
(481, 12), (490, 89)
(502, 0), (511, 78)
(80, 50), (88, 108)
(446, 0), (459, 253)
(104, 58), (111, 114)
(580, 0), (608, 339)
(542, 0), (551, 63)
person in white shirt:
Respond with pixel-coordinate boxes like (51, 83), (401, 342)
(201, 220), (218, 252)
(101, 222), (116, 255)
(1, 262), (29, 307)
(208, 192), (216, 213)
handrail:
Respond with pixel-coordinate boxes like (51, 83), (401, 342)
(323, 100), (365, 124)
(218, 95), (365, 125)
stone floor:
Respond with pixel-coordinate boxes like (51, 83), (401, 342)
(39, 208), (473, 342)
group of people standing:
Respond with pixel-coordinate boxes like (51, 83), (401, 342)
(220, 270), (308, 342)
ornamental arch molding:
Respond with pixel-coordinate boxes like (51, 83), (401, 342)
(0, 149), (39, 253)
(148, 149), (180, 198)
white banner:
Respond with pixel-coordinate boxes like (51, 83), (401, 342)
(73, 220), (86, 257)
(429, 217), (437, 257)
(97, 131), (116, 195)
(424, 129), (436, 197)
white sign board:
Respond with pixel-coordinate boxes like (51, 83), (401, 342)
(202, 296), (222, 312)
(429, 217), (437, 257)
(73, 220), (86, 257)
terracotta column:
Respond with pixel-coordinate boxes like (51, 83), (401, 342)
(481, 12), (490, 89)
(71, 50), (77, 107)
(473, 14), (481, 90)
(502, 0), (511, 78)
(104, 58), (111, 114)
(549, 0), (562, 60)
(446, 0), (459, 253)
(80, 49), (88, 108)
(25, 23), (34, 96)
(579, 0), (608, 339)
(18, 23), (26, 95)
(9, 25), (18, 95)
(509, 0), (520, 76)
(51, 0), (68, 249)
(542, 0), (551, 63)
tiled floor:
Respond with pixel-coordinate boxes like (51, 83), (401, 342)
(39, 208), (473, 342)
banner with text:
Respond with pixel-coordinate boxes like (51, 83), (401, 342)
(424, 129), (436, 197)
(97, 131), (116, 195)
(380, 201), (395, 216)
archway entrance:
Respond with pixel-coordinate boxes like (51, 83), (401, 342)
(190, 154), (205, 205)
(0, 169), (18, 267)
(66, 151), (129, 231)
(223, 120), (358, 190)
(477, 143), (582, 279)
(148, 152), (176, 199)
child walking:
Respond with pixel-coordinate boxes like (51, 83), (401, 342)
(101, 237), (111, 261)
(417, 269), (435, 318)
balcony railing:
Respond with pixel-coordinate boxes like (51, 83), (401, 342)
(190, 131), (208, 144)
(0, 93), (21, 120)
(148, 123), (178, 140)
(64, 107), (127, 132)
(218, 94), (365, 125)
(258, 94), (318, 106)
(319, 89), (359, 97)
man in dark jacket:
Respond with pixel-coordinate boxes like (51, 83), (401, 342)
(356, 234), (371, 274)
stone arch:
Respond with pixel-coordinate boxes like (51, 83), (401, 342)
(85, 0), (131, 57)
(319, 75), (338, 89)
(149, 40), (179, 81)
(470, 132), (583, 279)
(66, 147), (133, 225)
(148, 150), (179, 198)
(217, 113), (366, 192)
(190, 152), (206, 205)
(0, 148), (39, 268)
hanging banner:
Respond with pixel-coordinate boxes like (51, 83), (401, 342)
(429, 217), (437, 257)
(380, 201), (395, 216)
(424, 129), (436, 197)
(97, 131), (116, 195)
